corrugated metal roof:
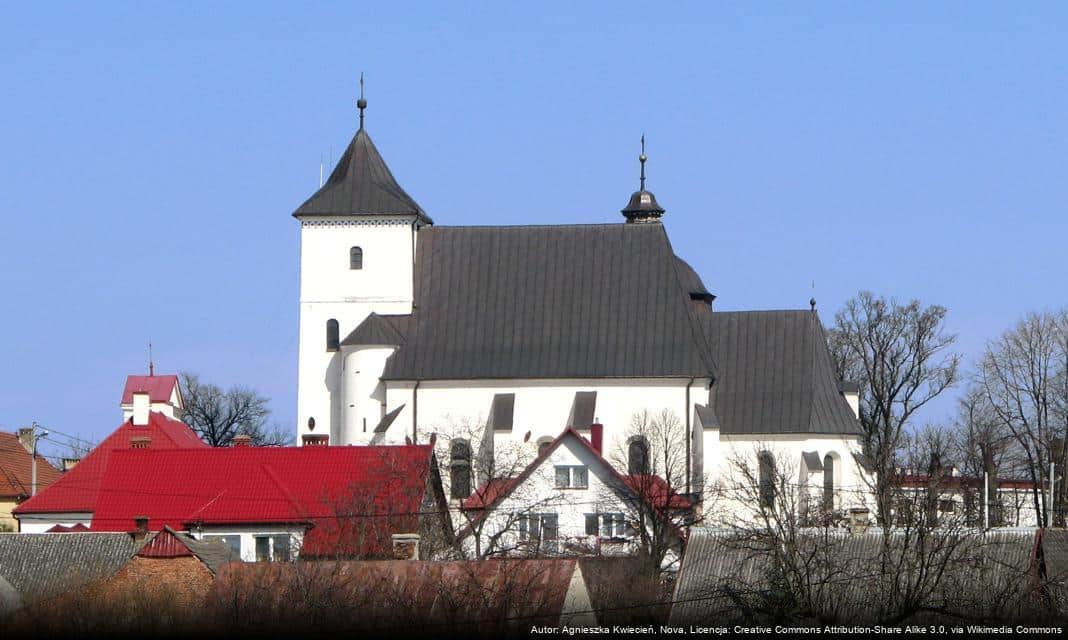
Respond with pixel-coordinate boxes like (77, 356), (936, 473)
(706, 310), (860, 435)
(383, 224), (717, 381)
(120, 374), (179, 404)
(0, 532), (138, 605)
(293, 128), (431, 222)
(341, 312), (407, 348)
(567, 391), (597, 429)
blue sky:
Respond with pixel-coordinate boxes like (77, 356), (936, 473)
(1, 3), (1065, 454)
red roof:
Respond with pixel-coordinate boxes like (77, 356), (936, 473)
(14, 411), (206, 515)
(89, 445), (436, 558)
(45, 523), (91, 532)
(120, 374), (180, 404)
(137, 528), (195, 559)
(621, 475), (692, 509)
(0, 432), (62, 499)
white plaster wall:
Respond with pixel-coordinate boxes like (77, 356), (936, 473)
(296, 216), (418, 445)
(709, 433), (874, 525)
(192, 524), (306, 562)
(460, 437), (641, 557)
(16, 513), (93, 533)
(382, 378), (712, 460)
(340, 346), (395, 444)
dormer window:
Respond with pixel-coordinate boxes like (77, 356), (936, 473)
(350, 246), (363, 270)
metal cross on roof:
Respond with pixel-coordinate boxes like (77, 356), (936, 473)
(357, 72), (367, 130)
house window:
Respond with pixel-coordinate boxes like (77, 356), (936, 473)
(450, 439), (472, 499)
(823, 453), (835, 512)
(585, 514), (599, 536)
(350, 246), (363, 270)
(254, 535), (293, 562)
(939, 499), (956, 514)
(601, 513), (626, 538)
(554, 465), (588, 489)
(758, 451), (776, 509)
(203, 534), (241, 558)
(518, 513), (559, 553)
(628, 437), (650, 475)
(326, 319), (340, 352)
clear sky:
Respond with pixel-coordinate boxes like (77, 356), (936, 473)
(1, 3), (1065, 455)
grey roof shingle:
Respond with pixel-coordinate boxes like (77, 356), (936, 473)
(293, 128), (431, 223)
(0, 532), (138, 605)
(382, 224), (718, 381)
(705, 310), (860, 435)
(341, 312), (407, 348)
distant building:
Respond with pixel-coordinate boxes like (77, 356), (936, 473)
(0, 431), (62, 531)
(13, 375), (206, 532)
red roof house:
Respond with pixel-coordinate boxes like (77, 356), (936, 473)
(89, 444), (452, 559)
(13, 411), (206, 530)
(0, 432), (62, 501)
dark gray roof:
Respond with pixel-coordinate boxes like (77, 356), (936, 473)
(0, 532), (137, 605)
(671, 528), (1038, 625)
(341, 312), (408, 348)
(567, 391), (597, 429)
(374, 405), (406, 433)
(0, 573), (20, 616)
(160, 528), (236, 575)
(694, 404), (719, 430)
(705, 310), (860, 435)
(488, 394), (515, 431)
(802, 451), (824, 471)
(293, 128), (431, 223)
(382, 224), (717, 381)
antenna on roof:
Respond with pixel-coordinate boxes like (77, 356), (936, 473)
(357, 72), (367, 131)
(148, 341), (155, 376)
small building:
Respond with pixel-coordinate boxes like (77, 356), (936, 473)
(13, 375), (206, 532)
(457, 427), (688, 562)
(0, 432), (61, 531)
(890, 471), (1039, 528)
(88, 444), (452, 561)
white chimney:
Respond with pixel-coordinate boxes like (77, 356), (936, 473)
(132, 391), (151, 426)
(391, 533), (420, 560)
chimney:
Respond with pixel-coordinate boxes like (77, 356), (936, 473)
(132, 391), (151, 426)
(589, 423), (603, 454)
(232, 434), (252, 447)
(16, 427), (34, 453)
(62, 458), (80, 472)
(391, 533), (420, 560)
(848, 508), (870, 535)
(133, 516), (150, 541)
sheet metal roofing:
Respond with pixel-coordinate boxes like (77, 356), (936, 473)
(293, 128), (430, 222)
(88, 445), (435, 558)
(0, 432), (61, 499)
(705, 310), (861, 435)
(382, 223), (717, 381)
(14, 412), (207, 515)
(120, 374), (179, 404)
(341, 312), (408, 347)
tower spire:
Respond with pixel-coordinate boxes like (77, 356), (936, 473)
(357, 73), (367, 131)
(621, 134), (665, 223)
(148, 341), (154, 377)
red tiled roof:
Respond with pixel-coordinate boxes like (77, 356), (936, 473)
(14, 412), (207, 515)
(89, 445), (435, 558)
(0, 432), (62, 499)
(621, 475), (692, 509)
(120, 375), (179, 404)
(461, 477), (519, 510)
(45, 523), (91, 532)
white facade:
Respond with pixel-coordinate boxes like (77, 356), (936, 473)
(192, 524), (306, 562)
(296, 216), (421, 445)
(16, 513), (92, 533)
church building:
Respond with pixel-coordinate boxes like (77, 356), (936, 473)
(293, 93), (872, 522)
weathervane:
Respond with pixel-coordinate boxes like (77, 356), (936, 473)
(357, 72), (367, 130)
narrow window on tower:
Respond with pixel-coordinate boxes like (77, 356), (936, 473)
(350, 246), (363, 270)
(326, 319), (339, 352)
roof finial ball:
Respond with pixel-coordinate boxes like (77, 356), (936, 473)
(810, 297), (817, 311)
(357, 72), (367, 131)
(621, 134), (666, 224)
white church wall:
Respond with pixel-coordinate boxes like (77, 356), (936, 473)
(380, 378), (712, 460)
(340, 346), (395, 444)
(708, 433), (874, 525)
(296, 216), (418, 445)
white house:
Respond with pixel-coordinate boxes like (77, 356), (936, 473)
(292, 93), (873, 524)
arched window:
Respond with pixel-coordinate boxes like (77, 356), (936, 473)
(628, 437), (650, 475)
(350, 246), (363, 270)
(450, 439), (472, 499)
(823, 453), (836, 512)
(758, 451), (776, 509)
(326, 319), (339, 352)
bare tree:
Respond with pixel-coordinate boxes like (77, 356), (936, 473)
(606, 409), (695, 574)
(977, 309), (1068, 526)
(179, 372), (290, 447)
(828, 291), (960, 524)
